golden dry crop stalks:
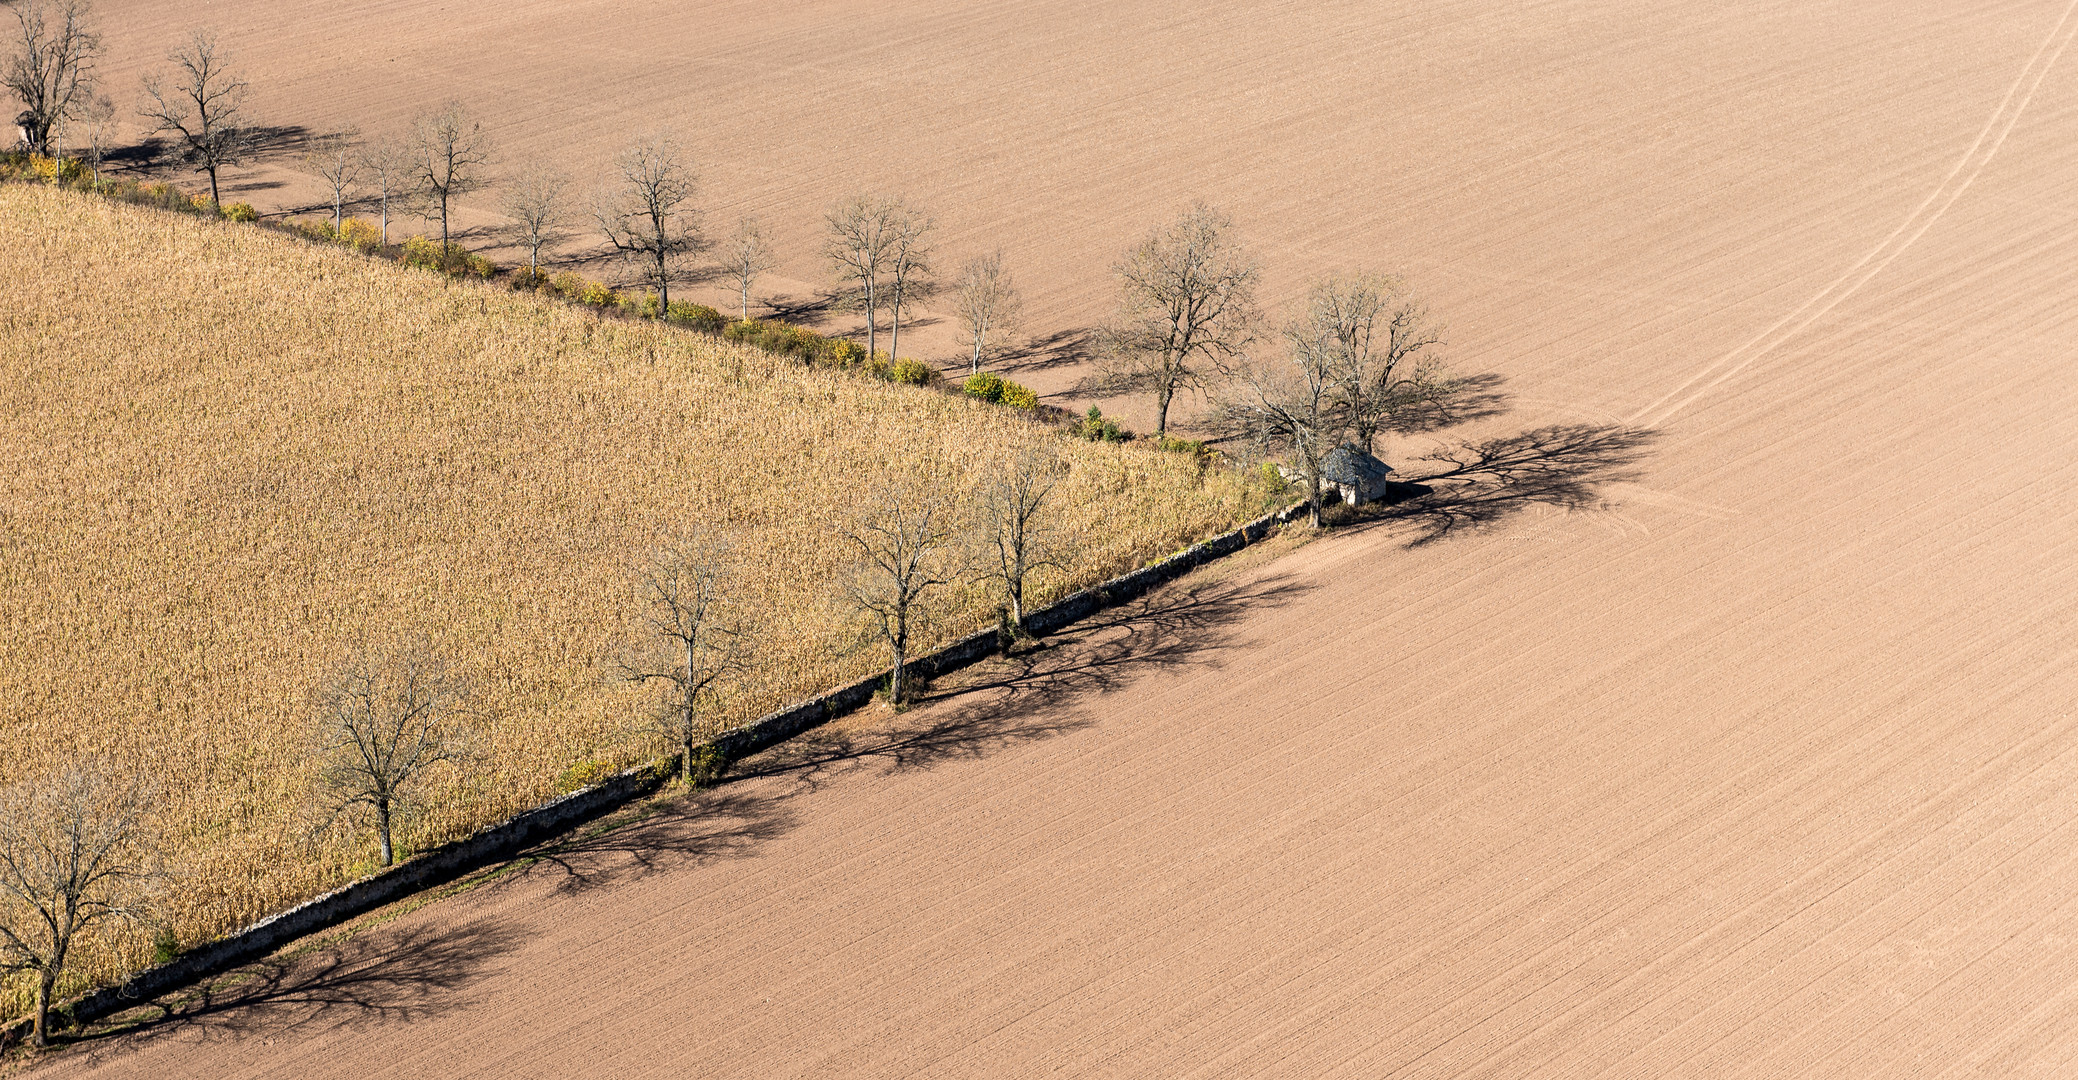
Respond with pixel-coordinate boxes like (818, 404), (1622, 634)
(0, 183), (1286, 1015)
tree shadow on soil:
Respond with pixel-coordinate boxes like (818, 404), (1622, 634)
(733, 573), (1313, 796)
(511, 788), (800, 898)
(1342, 423), (1660, 545)
(61, 920), (525, 1056)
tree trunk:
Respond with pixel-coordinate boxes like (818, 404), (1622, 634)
(656, 248), (670, 313)
(1155, 380), (1175, 436)
(1010, 586), (1025, 635)
(865, 280), (877, 358)
(889, 616), (907, 704)
(380, 194), (390, 245)
(32, 968), (53, 1047)
(971, 336), (983, 375)
(682, 731), (696, 786)
(333, 193), (343, 235)
(207, 165), (221, 210)
(376, 798), (394, 867)
(740, 279), (750, 321)
(1308, 472), (1323, 528)
(439, 194), (450, 251)
(890, 288), (902, 361)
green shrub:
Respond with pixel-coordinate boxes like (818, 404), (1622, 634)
(1072, 406), (1128, 443)
(999, 381), (1040, 410)
(338, 217), (381, 251)
(963, 371), (1006, 402)
(222, 202), (260, 224)
(398, 236), (493, 278)
(827, 338), (866, 367)
(554, 759), (613, 794)
(1154, 434), (1206, 456)
(666, 300), (726, 332)
(577, 279), (616, 306)
(890, 358), (938, 386)
(509, 267), (551, 291)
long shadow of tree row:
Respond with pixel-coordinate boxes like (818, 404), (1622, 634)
(1355, 421), (1661, 545)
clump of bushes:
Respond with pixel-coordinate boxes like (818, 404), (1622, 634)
(222, 202), (259, 223)
(889, 357), (939, 386)
(666, 300), (727, 332)
(1153, 433), (1206, 456)
(399, 236), (495, 279)
(962, 371), (1039, 409)
(1071, 406), (1128, 443)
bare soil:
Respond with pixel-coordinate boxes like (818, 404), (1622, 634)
(30, 0), (2078, 1074)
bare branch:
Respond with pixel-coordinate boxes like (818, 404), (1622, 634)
(974, 441), (1064, 635)
(822, 193), (907, 358)
(302, 128), (361, 234)
(502, 161), (568, 278)
(407, 100), (491, 252)
(355, 131), (410, 245)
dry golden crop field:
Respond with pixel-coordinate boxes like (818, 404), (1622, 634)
(19, 0), (2078, 1076)
(0, 183), (1278, 1016)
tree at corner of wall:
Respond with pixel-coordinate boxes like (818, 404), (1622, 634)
(138, 27), (254, 209)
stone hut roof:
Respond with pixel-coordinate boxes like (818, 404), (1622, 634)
(1320, 444), (1393, 486)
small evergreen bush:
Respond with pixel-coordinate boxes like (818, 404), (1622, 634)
(963, 371), (1006, 402)
(1072, 406), (1128, 443)
(998, 381), (1040, 410)
(222, 202), (259, 223)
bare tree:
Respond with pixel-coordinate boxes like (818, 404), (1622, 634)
(885, 203), (933, 361)
(502, 161), (567, 278)
(67, 89), (110, 183)
(312, 649), (466, 868)
(1311, 272), (1449, 452)
(1105, 202), (1260, 435)
(617, 545), (748, 786)
(720, 215), (774, 321)
(303, 128), (361, 235)
(843, 487), (962, 706)
(823, 194), (902, 357)
(595, 131), (701, 312)
(0, 764), (155, 1048)
(408, 99), (491, 252)
(1217, 312), (1352, 527)
(356, 131), (408, 245)
(4, 0), (99, 156)
(138, 28), (251, 209)
(952, 249), (1024, 375)
(976, 442), (1064, 636)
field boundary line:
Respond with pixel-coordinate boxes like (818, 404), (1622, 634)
(1627, 0), (2078, 430)
(0, 499), (1310, 1048)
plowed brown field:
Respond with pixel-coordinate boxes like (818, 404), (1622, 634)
(35, 0), (2078, 1075)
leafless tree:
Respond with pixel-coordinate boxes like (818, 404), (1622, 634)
(4, 0), (99, 155)
(1217, 312), (1352, 527)
(595, 131), (701, 312)
(884, 203), (933, 361)
(0, 764), (156, 1048)
(843, 486), (962, 706)
(407, 99), (491, 251)
(952, 249), (1024, 375)
(502, 161), (567, 278)
(67, 89), (110, 183)
(1310, 272), (1450, 452)
(617, 545), (749, 786)
(312, 649), (467, 868)
(138, 28), (251, 208)
(721, 215), (774, 321)
(303, 128), (361, 235)
(976, 442), (1064, 636)
(356, 131), (408, 245)
(1104, 202), (1260, 436)
(823, 193), (903, 357)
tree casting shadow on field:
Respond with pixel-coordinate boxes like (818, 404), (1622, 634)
(1349, 423), (1660, 545)
(733, 573), (1313, 796)
(513, 788), (799, 898)
(64, 921), (523, 1055)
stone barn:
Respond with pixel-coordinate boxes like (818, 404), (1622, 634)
(1319, 443), (1395, 506)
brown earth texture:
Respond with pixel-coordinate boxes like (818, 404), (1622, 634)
(27, 0), (2078, 1075)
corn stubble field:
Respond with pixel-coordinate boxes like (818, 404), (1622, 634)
(0, 183), (1276, 1012)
